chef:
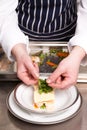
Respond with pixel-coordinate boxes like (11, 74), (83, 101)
(0, 0), (87, 88)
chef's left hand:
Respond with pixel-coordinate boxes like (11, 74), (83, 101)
(46, 46), (86, 89)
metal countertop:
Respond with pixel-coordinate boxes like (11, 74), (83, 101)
(0, 81), (87, 130)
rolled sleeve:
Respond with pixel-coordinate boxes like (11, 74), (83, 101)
(68, 0), (87, 65)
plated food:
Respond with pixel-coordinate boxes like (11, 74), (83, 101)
(33, 79), (55, 111)
(13, 74), (79, 115)
(6, 84), (82, 124)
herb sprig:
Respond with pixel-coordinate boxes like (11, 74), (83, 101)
(38, 79), (53, 94)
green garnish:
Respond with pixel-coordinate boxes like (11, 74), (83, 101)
(38, 79), (53, 94)
(50, 48), (58, 54)
(39, 53), (47, 65)
(40, 103), (46, 109)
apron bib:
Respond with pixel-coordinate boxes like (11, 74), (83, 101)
(17, 0), (77, 41)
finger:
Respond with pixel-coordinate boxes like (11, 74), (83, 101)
(18, 72), (38, 85)
(47, 76), (62, 88)
(60, 77), (76, 89)
(48, 77), (75, 89)
(26, 58), (39, 79)
(56, 76), (61, 84)
(48, 82), (62, 89)
(33, 62), (39, 73)
(46, 67), (63, 84)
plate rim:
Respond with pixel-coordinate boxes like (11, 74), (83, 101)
(13, 82), (79, 115)
(6, 90), (82, 125)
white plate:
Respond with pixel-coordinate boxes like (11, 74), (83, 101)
(14, 83), (78, 114)
(6, 90), (82, 125)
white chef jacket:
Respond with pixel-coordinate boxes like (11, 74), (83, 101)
(0, 0), (28, 60)
(0, 0), (87, 64)
(69, 0), (87, 65)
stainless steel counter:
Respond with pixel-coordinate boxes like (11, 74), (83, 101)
(0, 81), (87, 130)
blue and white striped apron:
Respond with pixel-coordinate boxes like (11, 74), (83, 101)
(17, 0), (77, 41)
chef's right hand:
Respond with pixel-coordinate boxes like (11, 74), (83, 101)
(12, 44), (39, 85)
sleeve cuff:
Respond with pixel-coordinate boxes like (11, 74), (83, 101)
(68, 34), (87, 66)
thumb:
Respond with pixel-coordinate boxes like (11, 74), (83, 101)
(30, 63), (39, 79)
(46, 67), (63, 84)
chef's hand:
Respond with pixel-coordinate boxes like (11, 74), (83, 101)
(12, 44), (39, 85)
(47, 46), (86, 89)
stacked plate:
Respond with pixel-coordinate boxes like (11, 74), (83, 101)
(6, 76), (82, 125)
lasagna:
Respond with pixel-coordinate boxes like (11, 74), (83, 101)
(33, 79), (55, 111)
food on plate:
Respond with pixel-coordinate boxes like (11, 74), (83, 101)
(33, 79), (55, 111)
